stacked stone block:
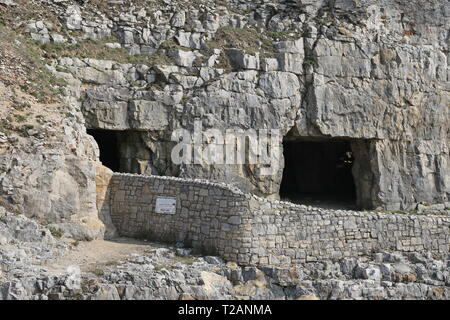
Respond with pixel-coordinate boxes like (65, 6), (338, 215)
(109, 173), (449, 267)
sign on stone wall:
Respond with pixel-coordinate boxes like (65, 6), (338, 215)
(155, 196), (177, 214)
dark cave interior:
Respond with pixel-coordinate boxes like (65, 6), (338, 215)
(280, 138), (357, 209)
(87, 129), (121, 172)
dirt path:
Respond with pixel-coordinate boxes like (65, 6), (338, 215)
(43, 238), (157, 273)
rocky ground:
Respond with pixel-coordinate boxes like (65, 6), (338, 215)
(1, 207), (448, 300)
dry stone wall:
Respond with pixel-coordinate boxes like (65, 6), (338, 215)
(108, 173), (252, 257)
(108, 173), (450, 267)
(242, 199), (449, 266)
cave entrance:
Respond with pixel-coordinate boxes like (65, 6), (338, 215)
(88, 129), (121, 172)
(279, 138), (357, 209)
(87, 129), (152, 174)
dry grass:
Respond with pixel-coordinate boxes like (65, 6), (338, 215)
(40, 39), (172, 65)
(0, 23), (69, 139)
(207, 26), (274, 55)
(0, 0), (62, 30)
(0, 25), (63, 103)
(204, 26), (277, 70)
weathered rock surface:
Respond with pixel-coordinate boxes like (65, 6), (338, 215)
(0, 61), (105, 239)
(19, 0), (446, 210)
(0, 0), (448, 219)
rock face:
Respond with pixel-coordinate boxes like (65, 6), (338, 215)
(29, 0), (446, 210)
(0, 53), (104, 239)
(0, 102), (105, 239)
(95, 164), (118, 240)
(2, 0), (447, 211)
(1, 0), (450, 220)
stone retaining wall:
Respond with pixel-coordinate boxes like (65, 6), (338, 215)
(108, 173), (252, 258)
(107, 173), (450, 267)
(240, 199), (449, 265)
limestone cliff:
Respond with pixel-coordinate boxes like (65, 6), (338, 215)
(55, 0), (450, 210)
(0, 0), (448, 226)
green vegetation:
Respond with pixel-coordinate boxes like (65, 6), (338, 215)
(159, 38), (189, 52)
(153, 256), (197, 271)
(0, 119), (12, 135)
(153, 264), (166, 271)
(12, 102), (31, 111)
(14, 114), (27, 123)
(42, 39), (124, 60)
(0, 11), (5, 27)
(303, 59), (316, 66)
(40, 39), (172, 66)
(90, 268), (105, 276)
(19, 124), (34, 137)
(203, 26), (279, 70)
(0, 25), (65, 102)
(173, 255), (197, 265)
(207, 26), (274, 55)
(35, 114), (45, 124)
(49, 227), (63, 238)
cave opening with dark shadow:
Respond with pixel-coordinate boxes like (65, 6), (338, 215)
(279, 138), (357, 209)
(87, 129), (153, 174)
(87, 129), (121, 172)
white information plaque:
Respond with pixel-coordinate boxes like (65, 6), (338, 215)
(155, 196), (177, 214)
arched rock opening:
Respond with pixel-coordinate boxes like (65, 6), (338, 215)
(279, 137), (361, 209)
(87, 129), (152, 174)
